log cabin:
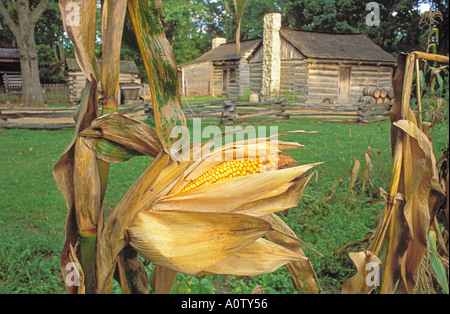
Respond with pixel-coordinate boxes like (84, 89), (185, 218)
(179, 13), (396, 104)
(0, 48), (22, 92)
(179, 37), (261, 98)
(65, 57), (140, 104)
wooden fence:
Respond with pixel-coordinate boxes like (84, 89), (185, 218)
(1, 98), (392, 130)
(0, 84), (70, 104)
(0, 104), (146, 129)
(180, 98), (392, 125)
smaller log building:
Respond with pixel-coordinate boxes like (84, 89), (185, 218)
(65, 57), (139, 104)
(0, 48), (22, 91)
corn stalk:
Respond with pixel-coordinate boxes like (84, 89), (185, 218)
(54, 0), (320, 294)
(343, 52), (449, 294)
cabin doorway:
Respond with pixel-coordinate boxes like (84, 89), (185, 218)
(338, 67), (351, 104)
(223, 70), (228, 92)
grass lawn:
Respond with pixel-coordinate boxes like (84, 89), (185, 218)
(0, 116), (448, 294)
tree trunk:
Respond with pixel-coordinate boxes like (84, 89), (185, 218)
(0, 0), (49, 107)
(18, 33), (44, 107)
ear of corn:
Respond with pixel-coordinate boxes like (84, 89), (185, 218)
(152, 163), (321, 213)
(180, 154), (279, 193)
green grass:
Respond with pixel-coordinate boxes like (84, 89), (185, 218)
(0, 117), (448, 294)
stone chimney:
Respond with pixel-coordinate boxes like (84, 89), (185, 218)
(261, 13), (281, 99)
(212, 37), (226, 49)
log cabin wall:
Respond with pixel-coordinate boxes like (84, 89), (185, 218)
(280, 60), (307, 102)
(249, 62), (263, 95)
(305, 62), (394, 104)
(306, 63), (339, 104)
(349, 64), (393, 103)
(67, 70), (138, 104)
(180, 61), (213, 96)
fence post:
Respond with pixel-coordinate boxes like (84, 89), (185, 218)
(277, 100), (289, 120)
(221, 100), (236, 125)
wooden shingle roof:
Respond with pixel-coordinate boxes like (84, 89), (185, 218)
(66, 57), (139, 73)
(280, 28), (396, 63)
(196, 38), (262, 62)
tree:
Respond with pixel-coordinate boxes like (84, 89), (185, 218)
(280, 0), (425, 55)
(0, 0), (50, 106)
(160, 0), (211, 65)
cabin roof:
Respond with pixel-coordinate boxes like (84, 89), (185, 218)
(279, 28), (396, 63)
(65, 57), (139, 73)
(196, 38), (262, 62)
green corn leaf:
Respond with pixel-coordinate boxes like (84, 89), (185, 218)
(85, 137), (143, 164)
(428, 231), (449, 294)
(126, 0), (186, 149)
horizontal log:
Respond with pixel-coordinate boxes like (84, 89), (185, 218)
(0, 105), (78, 111)
(283, 111), (358, 117)
(0, 121), (76, 129)
(235, 98), (287, 107)
(285, 106), (359, 112)
(0, 111), (74, 120)
(184, 108), (223, 114)
(185, 113), (223, 119)
(288, 102), (365, 108)
(357, 109), (390, 117)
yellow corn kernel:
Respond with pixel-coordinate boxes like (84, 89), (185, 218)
(180, 154), (278, 193)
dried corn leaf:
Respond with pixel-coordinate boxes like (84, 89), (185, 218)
(116, 246), (149, 294)
(393, 119), (445, 293)
(342, 251), (381, 294)
(128, 211), (272, 275)
(231, 172), (315, 217)
(73, 137), (101, 235)
(59, 0), (100, 81)
(80, 112), (162, 157)
(201, 238), (305, 276)
(96, 153), (190, 292)
(100, 0), (127, 110)
(361, 152), (371, 194)
(265, 213), (319, 294)
(150, 265), (178, 294)
(345, 158), (361, 199)
(53, 81), (99, 294)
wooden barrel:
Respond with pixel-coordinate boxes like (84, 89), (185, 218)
(249, 93), (259, 103)
(363, 87), (381, 98)
(380, 88), (388, 98)
(360, 96), (376, 104)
